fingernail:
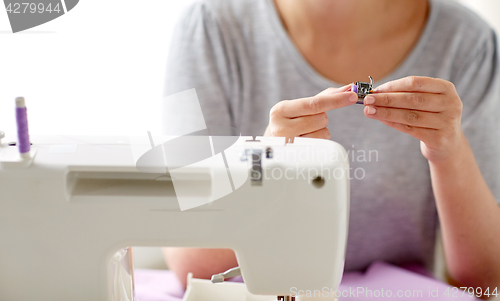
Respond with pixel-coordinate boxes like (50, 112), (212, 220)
(364, 95), (375, 105)
(366, 106), (376, 115)
(349, 93), (358, 103)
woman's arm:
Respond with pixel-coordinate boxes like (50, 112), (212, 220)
(363, 76), (500, 290)
(428, 133), (500, 290)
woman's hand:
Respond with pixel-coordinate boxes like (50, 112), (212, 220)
(363, 76), (465, 163)
(264, 85), (358, 141)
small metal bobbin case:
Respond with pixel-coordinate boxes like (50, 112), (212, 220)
(351, 76), (374, 104)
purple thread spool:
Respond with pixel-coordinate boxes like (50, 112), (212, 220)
(15, 97), (30, 158)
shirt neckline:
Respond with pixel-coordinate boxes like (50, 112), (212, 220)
(263, 0), (440, 89)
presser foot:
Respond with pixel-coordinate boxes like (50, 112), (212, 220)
(184, 273), (275, 301)
(211, 266), (241, 283)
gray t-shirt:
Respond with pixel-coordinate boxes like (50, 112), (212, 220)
(163, 0), (500, 272)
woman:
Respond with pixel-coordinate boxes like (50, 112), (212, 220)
(162, 0), (500, 290)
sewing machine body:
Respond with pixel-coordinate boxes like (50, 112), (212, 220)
(0, 135), (349, 301)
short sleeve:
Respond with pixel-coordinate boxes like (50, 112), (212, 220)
(162, 3), (235, 135)
(455, 29), (500, 204)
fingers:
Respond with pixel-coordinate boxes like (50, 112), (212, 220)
(364, 105), (446, 129)
(374, 76), (453, 94)
(300, 127), (331, 140)
(366, 77), (464, 161)
(265, 85), (354, 141)
(318, 84), (353, 95)
(278, 91), (357, 117)
(289, 113), (329, 136)
(268, 113), (329, 138)
(378, 119), (436, 143)
(364, 92), (446, 112)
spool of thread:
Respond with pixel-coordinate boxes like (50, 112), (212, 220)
(15, 97), (30, 158)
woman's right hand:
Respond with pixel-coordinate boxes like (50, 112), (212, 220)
(264, 85), (358, 141)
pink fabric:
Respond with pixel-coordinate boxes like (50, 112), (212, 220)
(134, 262), (477, 301)
(134, 269), (184, 301)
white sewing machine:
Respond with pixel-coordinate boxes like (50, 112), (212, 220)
(0, 133), (350, 301)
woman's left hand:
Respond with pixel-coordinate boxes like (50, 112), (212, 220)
(363, 76), (465, 163)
